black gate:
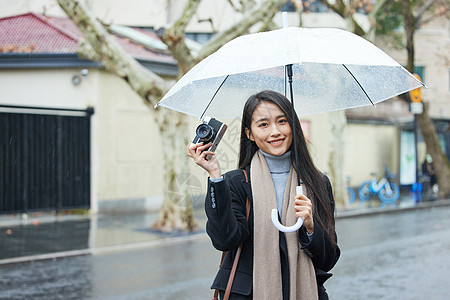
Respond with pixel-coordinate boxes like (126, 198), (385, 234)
(0, 105), (93, 214)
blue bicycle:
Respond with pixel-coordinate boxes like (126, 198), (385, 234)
(358, 166), (400, 204)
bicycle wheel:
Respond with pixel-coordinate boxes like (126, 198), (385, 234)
(358, 181), (373, 201)
(378, 182), (400, 203)
(348, 187), (356, 204)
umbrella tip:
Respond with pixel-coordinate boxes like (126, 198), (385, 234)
(282, 12), (289, 28)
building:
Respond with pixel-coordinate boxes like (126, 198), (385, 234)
(0, 12), (178, 214)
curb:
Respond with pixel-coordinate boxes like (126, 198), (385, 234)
(336, 198), (450, 219)
(0, 213), (91, 228)
(0, 231), (208, 266)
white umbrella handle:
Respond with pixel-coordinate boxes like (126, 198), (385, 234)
(271, 186), (303, 232)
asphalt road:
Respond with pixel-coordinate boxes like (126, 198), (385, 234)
(1, 206), (450, 299)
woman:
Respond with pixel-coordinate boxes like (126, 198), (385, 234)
(187, 90), (340, 299)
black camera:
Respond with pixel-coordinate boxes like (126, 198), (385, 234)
(192, 116), (227, 160)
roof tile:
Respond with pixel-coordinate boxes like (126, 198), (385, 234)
(0, 12), (175, 63)
(0, 13), (78, 53)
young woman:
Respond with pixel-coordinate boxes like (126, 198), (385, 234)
(187, 90), (340, 300)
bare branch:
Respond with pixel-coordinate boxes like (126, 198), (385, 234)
(416, 0), (438, 21)
(159, 0), (201, 75)
(198, 0), (287, 59)
(227, 0), (257, 12)
(171, 0), (202, 34)
(239, 0), (258, 12)
(367, 0), (389, 35)
(420, 7), (450, 25)
(325, 0), (347, 17)
(227, 0), (241, 12)
(323, 0), (369, 36)
(57, 0), (167, 107)
(417, 0), (450, 25)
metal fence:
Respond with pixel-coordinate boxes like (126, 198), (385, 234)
(0, 105), (93, 214)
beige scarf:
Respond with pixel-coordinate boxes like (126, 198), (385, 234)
(251, 151), (318, 300)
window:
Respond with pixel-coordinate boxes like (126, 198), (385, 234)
(414, 66), (425, 83)
(185, 32), (214, 44)
(281, 1), (296, 12)
(302, 0), (329, 13)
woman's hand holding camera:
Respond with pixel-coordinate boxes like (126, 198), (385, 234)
(187, 142), (222, 179)
(294, 194), (314, 235)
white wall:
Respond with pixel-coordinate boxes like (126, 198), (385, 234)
(0, 0), (65, 18)
(94, 71), (165, 212)
(346, 123), (399, 186)
(0, 68), (97, 109)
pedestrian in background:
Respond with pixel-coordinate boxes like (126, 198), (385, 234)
(187, 90), (340, 299)
(422, 154), (438, 193)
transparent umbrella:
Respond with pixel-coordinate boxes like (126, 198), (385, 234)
(155, 26), (424, 232)
(155, 26), (424, 120)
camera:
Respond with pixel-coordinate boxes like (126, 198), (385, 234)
(192, 116), (227, 160)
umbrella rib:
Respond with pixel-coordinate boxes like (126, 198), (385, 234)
(342, 64), (375, 107)
(199, 75), (230, 120)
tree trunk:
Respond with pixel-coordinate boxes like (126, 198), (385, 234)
(152, 109), (197, 232)
(58, 0), (197, 232)
(401, 0), (450, 198)
(328, 110), (349, 209)
(416, 105), (450, 197)
(401, 0), (416, 72)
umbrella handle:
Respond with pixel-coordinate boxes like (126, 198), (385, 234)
(271, 186), (304, 232)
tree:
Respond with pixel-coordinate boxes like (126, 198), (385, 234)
(374, 0), (450, 197)
(57, 0), (288, 232)
(399, 0), (450, 197)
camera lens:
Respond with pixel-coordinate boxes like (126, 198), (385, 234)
(196, 124), (214, 142)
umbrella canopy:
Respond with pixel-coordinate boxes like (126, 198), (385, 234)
(155, 26), (424, 119)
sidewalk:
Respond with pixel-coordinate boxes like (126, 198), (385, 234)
(0, 207), (209, 265)
(1, 191), (449, 265)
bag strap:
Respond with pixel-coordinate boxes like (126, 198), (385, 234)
(213, 170), (251, 300)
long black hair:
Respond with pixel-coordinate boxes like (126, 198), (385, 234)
(238, 90), (336, 246)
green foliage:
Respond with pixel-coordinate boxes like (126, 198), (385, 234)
(375, 0), (404, 35)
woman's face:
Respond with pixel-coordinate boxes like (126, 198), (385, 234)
(246, 101), (292, 156)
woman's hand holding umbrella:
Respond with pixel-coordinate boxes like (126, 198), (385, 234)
(187, 142), (222, 179)
(294, 194), (314, 235)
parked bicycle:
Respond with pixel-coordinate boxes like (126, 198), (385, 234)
(358, 165), (400, 203)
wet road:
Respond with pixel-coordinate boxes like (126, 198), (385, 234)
(327, 205), (450, 299)
(1, 206), (450, 299)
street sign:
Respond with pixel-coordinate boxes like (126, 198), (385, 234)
(411, 102), (423, 114)
(409, 74), (423, 103)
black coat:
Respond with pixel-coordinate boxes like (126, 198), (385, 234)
(205, 166), (340, 300)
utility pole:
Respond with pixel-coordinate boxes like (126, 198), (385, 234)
(408, 74), (424, 201)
